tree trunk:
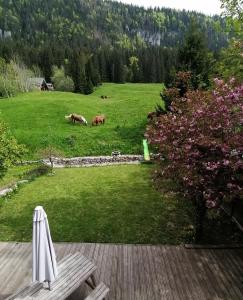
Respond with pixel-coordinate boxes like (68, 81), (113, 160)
(50, 158), (53, 170)
(195, 194), (206, 242)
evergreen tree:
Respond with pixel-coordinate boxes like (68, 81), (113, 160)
(178, 21), (213, 89)
(86, 58), (101, 86)
(83, 78), (94, 95)
(68, 51), (87, 93)
(113, 51), (126, 83)
(149, 54), (157, 83)
(98, 50), (108, 82)
(39, 47), (53, 82)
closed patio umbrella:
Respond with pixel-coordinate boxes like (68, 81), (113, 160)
(32, 206), (58, 289)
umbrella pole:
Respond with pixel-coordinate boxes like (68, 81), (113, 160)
(44, 280), (52, 290)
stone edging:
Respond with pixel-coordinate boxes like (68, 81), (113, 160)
(24, 155), (145, 168)
(0, 180), (28, 198)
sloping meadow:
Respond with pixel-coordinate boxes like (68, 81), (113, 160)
(0, 83), (163, 158)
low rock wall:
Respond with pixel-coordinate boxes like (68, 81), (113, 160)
(43, 155), (144, 168)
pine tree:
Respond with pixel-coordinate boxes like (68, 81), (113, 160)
(68, 50), (86, 93)
(86, 58), (101, 87)
(98, 50), (108, 82)
(148, 52), (157, 83)
(39, 47), (53, 82)
(178, 20), (213, 89)
(83, 78), (94, 95)
(113, 51), (126, 83)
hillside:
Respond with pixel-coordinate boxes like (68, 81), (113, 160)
(0, 83), (162, 158)
(0, 0), (228, 50)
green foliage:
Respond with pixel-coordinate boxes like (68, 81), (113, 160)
(23, 164), (51, 180)
(0, 0), (231, 87)
(67, 51), (96, 94)
(39, 47), (53, 82)
(0, 164), (38, 189)
(0, 57), (18, 97)
(83, 78), (94, 95)
(0, 0), (229, 51)
(0, 121), (26, 179)
(178, 21), (214, 89)
(37, 146), (63, 169)
(51, 66), (74, 92)
(220, 0), (243, 40)
(0, 57), (34, 97)
(221, 0), (243, 20)
(0, 77), (16, 98)
(128, 56), (140, 82)
(216, 39), (243, 81)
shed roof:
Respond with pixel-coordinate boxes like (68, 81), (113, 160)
(28, 77), (47, 86)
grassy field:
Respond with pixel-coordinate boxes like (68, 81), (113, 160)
(0, 165), (193, 244)
(0, 83), (163, 158)
(0, 165), (38, 190)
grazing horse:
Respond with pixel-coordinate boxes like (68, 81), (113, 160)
(65, 114), (88, 125)
(92, 115), (105, 126)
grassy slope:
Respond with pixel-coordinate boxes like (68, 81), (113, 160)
(0, 83), (162, 158)
(0, 165), (37, 190)
(0, 165), (192, 244)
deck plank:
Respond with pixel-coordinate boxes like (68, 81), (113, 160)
(0, 242), (243, 300)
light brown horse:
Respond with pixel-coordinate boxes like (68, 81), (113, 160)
(65, 114), (88, 125)
(92, 115), (105, 126)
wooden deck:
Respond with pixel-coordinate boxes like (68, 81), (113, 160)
(0, 242), (243, 300)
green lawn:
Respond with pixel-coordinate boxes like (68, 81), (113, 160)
(0, 83), (163, 158)
(0, 165), (193, 244)
(0, 164), (38, 190)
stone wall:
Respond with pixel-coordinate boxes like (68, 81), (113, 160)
(43, 155), (144, 168)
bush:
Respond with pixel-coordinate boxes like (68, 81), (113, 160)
(0, 121), (27, 178)
(146, 78), (243, 240)
(216, 39), (243, 83)
(51, 66), (74, 92)
(65, 135), (77, 147)
(0, 57), (35, 97)
(37, 146), (64, 170)
(23, 164), (51, 180)
(0, 77), (18, 98)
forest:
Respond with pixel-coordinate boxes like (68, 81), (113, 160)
(0, 0), (234, 93)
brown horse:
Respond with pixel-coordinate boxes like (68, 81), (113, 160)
(92, 115), (105, 126)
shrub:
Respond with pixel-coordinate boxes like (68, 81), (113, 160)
(216, 39), (243, 83)
(146, 78), (243, 240)
(65, 135), (77, 147)
(0, 57), (35, 97)
(0, 121), (27, 178)
(0, 77), (18, 98)
(37, 146), (64, 170)
(51, 66), (74, 92)
(24, 164), (51, 180)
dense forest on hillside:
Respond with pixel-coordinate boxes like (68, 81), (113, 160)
(0, 0), (232, 90)
(0, 0), (229, 49)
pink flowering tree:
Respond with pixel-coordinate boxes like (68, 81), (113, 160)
(146, 78), (243, 240)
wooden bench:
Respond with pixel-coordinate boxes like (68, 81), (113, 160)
(84, 283), (109, 300)
(6, 253), (109, 300)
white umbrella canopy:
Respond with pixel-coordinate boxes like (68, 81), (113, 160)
(32, 206), (58, 287)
